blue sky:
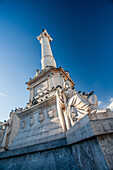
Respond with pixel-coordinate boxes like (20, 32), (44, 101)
(0, 0), (113, 121)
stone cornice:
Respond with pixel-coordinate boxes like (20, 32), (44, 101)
(17, 95), (56, 118)
(26, 67), (75, 90)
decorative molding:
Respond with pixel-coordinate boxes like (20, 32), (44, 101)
(17, 96), (56, 118)
(26, 67), (75, 88)
(29, 116), (34, 126)
(38, 111), (44, 122)
(21, 120), (26, 129)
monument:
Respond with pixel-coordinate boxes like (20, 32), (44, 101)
(0, 29), (113, 169)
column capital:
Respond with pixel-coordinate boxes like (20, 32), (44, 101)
(37, 29), (52, 43)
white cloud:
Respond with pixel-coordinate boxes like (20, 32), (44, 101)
(107, 97), (113, 111)
(0, 93), (13, 98)
(98, 101), (101, 106)
(0, 93), (8, 97)
(107, 102), (113, 110)
(109, 98), (113, 102)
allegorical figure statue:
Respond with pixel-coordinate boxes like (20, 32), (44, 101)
(67, 89), (98, 125)
(1, 118), (12, 150)
(56, 85), (98, 130)
(1, 110), (20, 151)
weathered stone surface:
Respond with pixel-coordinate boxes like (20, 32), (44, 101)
(66, 112), (113, 145)
(66, 115), (94, 144)
(71, 137), (109, 170)
(98, 134), (113, 169)
(90, 118), (113, 136)
(0, 138), (78, 170)
(0, 111), (111, 170)
(0, 149), (78, 170)
(9, 102), (64, 150)
(0, 137), (109, 170)
(0, 138), (67, 159)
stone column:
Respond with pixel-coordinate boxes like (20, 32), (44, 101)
(37, 29), (56, 70)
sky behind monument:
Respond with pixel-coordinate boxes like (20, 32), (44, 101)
(0, 0), (113, 121)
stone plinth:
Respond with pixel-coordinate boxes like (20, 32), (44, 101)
(0, 111), (113, 169)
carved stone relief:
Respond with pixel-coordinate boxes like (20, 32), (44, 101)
(21, 120), (26, 129)
(70, 106), (78, 123)
(34, 80), (48, 97)
(48, 109), (56, 118)
(29, 116), (34, 126)
(38, 111), (44, 122)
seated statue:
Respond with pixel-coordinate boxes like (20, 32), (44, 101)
(87, 91), (98, 107)
(56, 85), (99, 129)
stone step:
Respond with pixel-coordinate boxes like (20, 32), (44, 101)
(12, 126), (63, 145)
(16, 122), (62, 139)
(9, 132), (65, 150)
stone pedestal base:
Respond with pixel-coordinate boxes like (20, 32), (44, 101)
(0, 111), (113, 170)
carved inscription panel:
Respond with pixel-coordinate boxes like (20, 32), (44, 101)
(34, 80), (48, 96)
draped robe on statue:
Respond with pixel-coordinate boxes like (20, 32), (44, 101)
(56, 87), (98, 129)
